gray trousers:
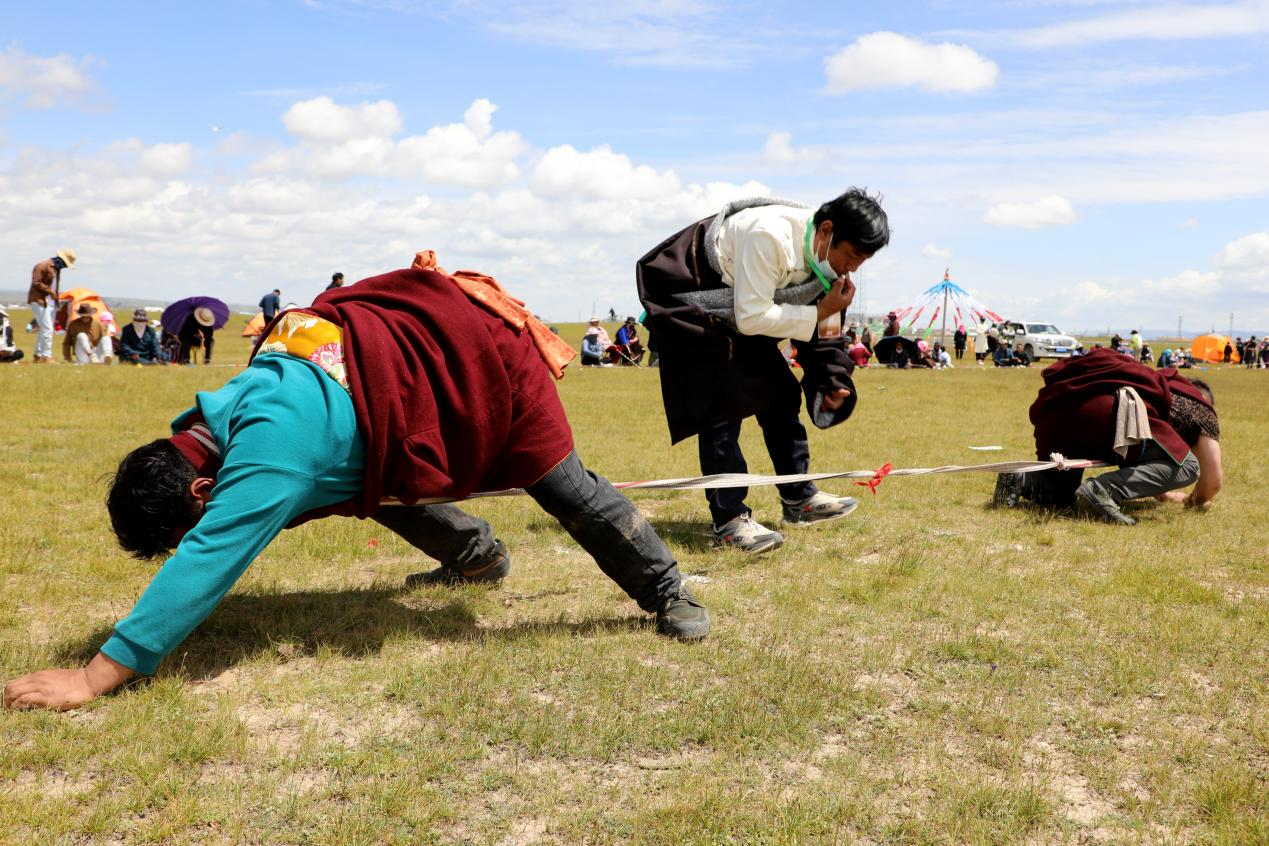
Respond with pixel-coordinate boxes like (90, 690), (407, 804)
(1021, 442), (1200, 506)
(373, 450), (681, 612)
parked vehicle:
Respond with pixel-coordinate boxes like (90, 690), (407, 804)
(999, 321), (1083, 360)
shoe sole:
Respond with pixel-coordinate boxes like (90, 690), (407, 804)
(781, 499), (860, 526)
(656, 616), (711, 640)
(713, 535), (784, 554)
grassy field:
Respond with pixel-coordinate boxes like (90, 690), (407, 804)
(1, 313), (1265, 845)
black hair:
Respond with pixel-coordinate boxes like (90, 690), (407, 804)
(813, 188), (890, 255)
(332, 272), (344, 282)
(106, 439), (201, 559)
(1188, 378), (1214, 407)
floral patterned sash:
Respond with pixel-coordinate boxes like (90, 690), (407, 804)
(256, 311), (349, 392)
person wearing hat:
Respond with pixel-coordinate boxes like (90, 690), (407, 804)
(612, 316), (645, 365)
(119, 309), (167, 365)
(27, 249), (76, 364)
(177, 306), (218, 365)
(580, 317), (611, 367)
(63, 301), (112, 365)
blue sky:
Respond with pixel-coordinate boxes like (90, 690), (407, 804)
(2, 0), (1267, 334)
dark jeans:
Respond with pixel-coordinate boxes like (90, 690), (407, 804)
(1020, 442), (1200, 506)
(696, 387), (815, 527)
(373, 450), (681, 612)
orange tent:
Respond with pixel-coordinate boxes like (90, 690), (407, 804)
(56, 287), (112, 331)
(242, 312), (266, 338)
(1191, 333), (1239, 364)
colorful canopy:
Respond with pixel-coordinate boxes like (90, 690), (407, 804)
(890, 270), (1002, 337)
(56, 287), (112, 329)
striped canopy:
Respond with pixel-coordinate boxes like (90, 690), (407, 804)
(891, 270), (1002, 337)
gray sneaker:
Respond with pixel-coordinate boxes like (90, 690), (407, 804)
(656, 585), (710, 640)
(406, 539), (511, 587)
(781, 491), (859, 525)
(1075, 480), (1136, 526)
(713, 515), (784, 554)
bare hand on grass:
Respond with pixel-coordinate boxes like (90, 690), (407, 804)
(3, 653), (134, 711)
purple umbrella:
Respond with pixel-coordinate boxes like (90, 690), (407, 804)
(161, 296), (231, 332)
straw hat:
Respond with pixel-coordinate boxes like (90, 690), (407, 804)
(194, 306), (215, 327)
(57, 249), (77, 267)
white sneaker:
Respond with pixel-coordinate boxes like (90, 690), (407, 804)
(781, 491), (859, 525)
(712, 514), (784, 554)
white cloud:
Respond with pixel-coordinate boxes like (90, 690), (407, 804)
(1179, 217), (1200, 229)
(1142, 269), (1222, 295)
(282, 96), (402, 143)
(1214, 231), (1269, 277)
(140, 143), (194, 175)
(921, 242), (952, 258)
(824, 32), (998, 94)
(984, 196), (1077, 228)
(1009, 0), (1269, 47)
(0, 44), (102, 109)
(260, 98), (528, 187)
(531, 144), (681, 200)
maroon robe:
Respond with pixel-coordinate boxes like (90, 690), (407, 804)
(1029, 348), (1212, 465)
(259, 267), (574, 520)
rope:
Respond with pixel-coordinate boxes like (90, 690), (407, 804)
(391, 456), (1107, 505)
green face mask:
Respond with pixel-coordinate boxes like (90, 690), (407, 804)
(804, 220), (836, 293)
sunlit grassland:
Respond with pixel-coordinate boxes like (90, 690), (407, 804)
(1, 314), (1265, 845)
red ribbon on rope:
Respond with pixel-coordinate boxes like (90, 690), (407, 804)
(855, 462), (893, 495)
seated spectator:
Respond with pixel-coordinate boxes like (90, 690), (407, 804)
(581, 319), (610, 367)
(1013, 342), (1033, 366)
(993, 344), (1019, 367)
(934, 343), (953, 369)
(119, 309), (168, 365)
(889, 344), (911, 369)
(1157, 348), (1174, 369)
(847, 340), (871, 368)
(63, 303), (112, 364)
(0, 306), (24, 363)
(611, 316), (645, 365)
(1140, 343), (1153, 364)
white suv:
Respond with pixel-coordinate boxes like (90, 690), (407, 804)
(999, 321), (1083, 360)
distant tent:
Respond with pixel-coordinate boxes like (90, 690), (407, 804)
(890, 269), (1002, 341)
(242, 312), (266, 338)
(1191, 333), (1239, 364)
(56, 287), (112, 331)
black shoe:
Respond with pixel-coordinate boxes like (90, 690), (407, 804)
(656, 585), (710, 641)
(406, 540), (511, 587)
(993, 473), (1021, 508)
(1075, 480), (1136, 526)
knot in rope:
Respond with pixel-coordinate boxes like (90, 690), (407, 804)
(855, 462), (893, 495)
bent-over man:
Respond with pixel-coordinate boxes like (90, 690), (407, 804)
(4, 262), (708, 711)
(995, 348), (1221, 524)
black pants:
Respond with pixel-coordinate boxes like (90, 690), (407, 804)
(373, 450), (681, 612)
(696, 386), (815, 527)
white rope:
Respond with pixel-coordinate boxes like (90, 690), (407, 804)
(388, 456), (1107, 505)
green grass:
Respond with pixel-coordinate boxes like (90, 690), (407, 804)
(1, 313), (1266, 844)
